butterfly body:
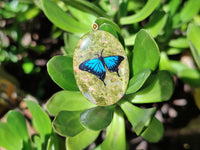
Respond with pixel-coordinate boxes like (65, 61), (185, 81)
(79, 50), (124, 86)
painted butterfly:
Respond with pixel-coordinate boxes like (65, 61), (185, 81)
(79, 49), (124, 86)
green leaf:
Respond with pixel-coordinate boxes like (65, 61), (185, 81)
(66, 129), (100, 150)
(53, 111), (84, 137)
(6, 111), (32, 150)
(168, 0), (181, 15)
(6, 110), (29, 140)
(47, 55), (79, 91)
(187, 24), (200, 69)
(26, 100), (52, 147)
(62, 0), (109, 18)
(126, 71), (174, 103)
(0, 122), (22, 150)
(99, 0), (119, 16)
(24, 6), (40, 20)
(118, 0), (128, 18)
(172, 13), (181, 28)
(95, 17), (120, 33)
(169, 60), (189, 75)
(180, 0), (200, 22)
(100, 107), (126, 150)
(120, 0), (161, 25)
(99, 23), (118, 38)
(159, 52), (186, 72)
(32, 135), (42, 150)
(41, 0), (90, 33)
(159, 52), (171, 71)
(126, 68), (151, 94)
(144, 11), (168, 37)
(178, 68), (200, 87)
(47, 90), (96, 116)
(119, 100), (156, 135)
(47, 131), (65, 150)
(124, 34), (136, 46)
(68, 6), (96, 26)
(80, 106), (114, 130)
(168, 37), (189, 49)
(132, 29), (160, 75)
(166, 47), (185, 55)
(141, 117), (164, 143)
(63, 33), (80, 55)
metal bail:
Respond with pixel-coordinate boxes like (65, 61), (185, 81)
(92, 23), (99, 31)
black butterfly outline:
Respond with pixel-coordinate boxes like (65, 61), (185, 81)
(79, 49), (124, 86)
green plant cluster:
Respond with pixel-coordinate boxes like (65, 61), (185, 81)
(0, 0), (42, 73)
(1, 0), (200, 150)
(0, 100), (61, 150)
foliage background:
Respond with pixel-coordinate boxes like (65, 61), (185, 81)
(1, 0), (200, 150)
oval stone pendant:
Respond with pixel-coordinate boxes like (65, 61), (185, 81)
(73, 30), (129, 106)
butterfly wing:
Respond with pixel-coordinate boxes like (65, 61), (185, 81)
(104, 56), (124, 77)
(79, 58), (106, 85)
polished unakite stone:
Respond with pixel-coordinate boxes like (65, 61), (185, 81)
(73, 30), (129, 106)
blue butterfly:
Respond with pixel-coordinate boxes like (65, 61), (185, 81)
(79, 50), (124, 86)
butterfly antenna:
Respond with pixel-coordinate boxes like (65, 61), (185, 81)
(116, 71), (120, 77)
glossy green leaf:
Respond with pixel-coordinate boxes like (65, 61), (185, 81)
(95, 17), (120, 33)
(66, 129), (100, 150)
(68, 6), (96, 26)
(100, 107), (126, 150)
(63, 0), (109, 18)
(126, 68), (151, 94)
(144, 11), (168, 37)
(63, 33), (80, 55)
(180, 0), (200, 22)
(41, 0), (90, 33)
(119, 100), (156, 135)
(53, 111), (84, 137)
(124, 34), (136, 46)
(47, 55), (79, 91)
(99, 23), (118, 38)
(6, 111), (32, 150)
(187, 24), (200, 69)
(141, 117), (164, 143)
(47, 90), (96, 116)
(120, 0), (161, 25)
(0, 122), (22, 150)
(132, 29), (160, 75)
(80, 106), (114, 130)
(178, 68), (200, 87)
(127, 71), (174, 103)
(168, 37), (189, 48)
(26, 100), (52, 146)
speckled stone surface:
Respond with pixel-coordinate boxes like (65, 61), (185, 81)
(73, 30), (129, 106)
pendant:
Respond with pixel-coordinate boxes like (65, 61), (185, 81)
(73, 24), (129, 106)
